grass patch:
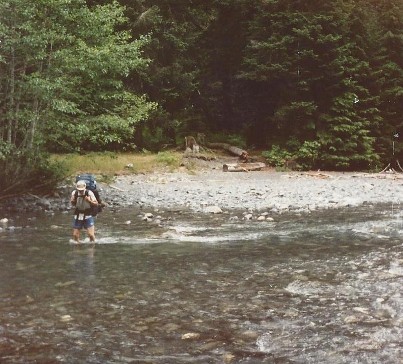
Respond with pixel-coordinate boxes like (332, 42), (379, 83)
(155, 151), (182, 171)
(51, 151), (184, 182)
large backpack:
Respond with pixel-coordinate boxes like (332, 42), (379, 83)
(75, 174), (103, 216)
(75, 173), (97, 191)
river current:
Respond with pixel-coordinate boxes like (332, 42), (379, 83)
(0, 204), (402, 363)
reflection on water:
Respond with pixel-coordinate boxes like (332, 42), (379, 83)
(0, 205), (402, 363)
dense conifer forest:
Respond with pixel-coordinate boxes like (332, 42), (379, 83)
(0, 0), (402, 194)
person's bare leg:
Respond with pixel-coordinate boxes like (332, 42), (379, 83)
(87, 226), (95, 243)
(73, 228), (81, 243)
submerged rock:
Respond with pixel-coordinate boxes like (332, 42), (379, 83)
(181, 332), (200, 340)
(204, 206), (222, 214)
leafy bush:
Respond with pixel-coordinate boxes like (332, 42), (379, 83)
(296, 141), (321, 170)
(43, 115), (138, 152)
(156, 151), (181, 170)
(263, 141), (323, 170)
(0, 147), (66, 198)
(141, 126), (167, 151)
(262, 145), (293, 168)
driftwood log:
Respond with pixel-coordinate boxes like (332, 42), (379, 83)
(206, 142), (247, 158)
(223, 162), (266, 172)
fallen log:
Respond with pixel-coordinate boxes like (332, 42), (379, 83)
(206, 142), (247, 158)
(223, 162), (266, 172)
(303, 172), (332, 179)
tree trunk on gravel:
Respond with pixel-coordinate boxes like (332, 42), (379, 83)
(206, 142), (247, 157)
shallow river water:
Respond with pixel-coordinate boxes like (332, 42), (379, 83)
(0, 205), (402, 363)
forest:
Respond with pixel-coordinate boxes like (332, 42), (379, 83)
(0, 0), (402, 195)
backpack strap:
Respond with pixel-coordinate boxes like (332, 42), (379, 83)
(73, 189), (90, 208)
(73, 189), (88, 202)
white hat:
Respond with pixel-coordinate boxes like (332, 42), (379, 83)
(76, 180), (87, 191)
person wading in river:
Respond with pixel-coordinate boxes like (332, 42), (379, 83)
(70, 180), (98, 244)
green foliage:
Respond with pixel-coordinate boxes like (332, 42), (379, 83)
(127, 1), (211, 128)
(296, 140), (321, 170)
(369, 0), (403, 162)
(209, 133), (247, 149)
(263, 140), (322, 170)
(0, 0), (158, 193)
(155, 151), (181, 170)
(1, 0), (402, 173)
(128, 0), (399, 172)
(262, 145), (293, 168)
(0, 147), (66, 198)
(43, 93), (157, 152)
(0, 0), (154, 150)
(0, 141), (13, 161)
(141, 126), (164, 151)
(318, 90), (379, 170)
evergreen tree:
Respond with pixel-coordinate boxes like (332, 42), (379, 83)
(122, 0), (215, 148)
(370, 0), (403, 163)
(196, 0), (252, 132)
(238, 0), (379, 169)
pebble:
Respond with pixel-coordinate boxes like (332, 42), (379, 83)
(204, 206), (222, 214)
(60, 315), (73, 322)
(181, 332), (200, 340)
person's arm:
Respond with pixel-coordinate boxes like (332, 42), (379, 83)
(85, 191), (98, 205)
(70, 191), (77, 205)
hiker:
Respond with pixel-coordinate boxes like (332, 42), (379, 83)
(75, 173), (104, 212)
(70, 180), (99, 243)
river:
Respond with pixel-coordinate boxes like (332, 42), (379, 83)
(0, 205), (402, 363)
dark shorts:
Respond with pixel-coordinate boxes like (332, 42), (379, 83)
(72, 216), (95, 229)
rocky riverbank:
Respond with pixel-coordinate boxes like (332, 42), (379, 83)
(2, 155), (403, 218)
(104, 168), (403, 214)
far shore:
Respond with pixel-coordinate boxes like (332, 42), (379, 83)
(101, 166), (403, 214)
(2, 153), (403, 217)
